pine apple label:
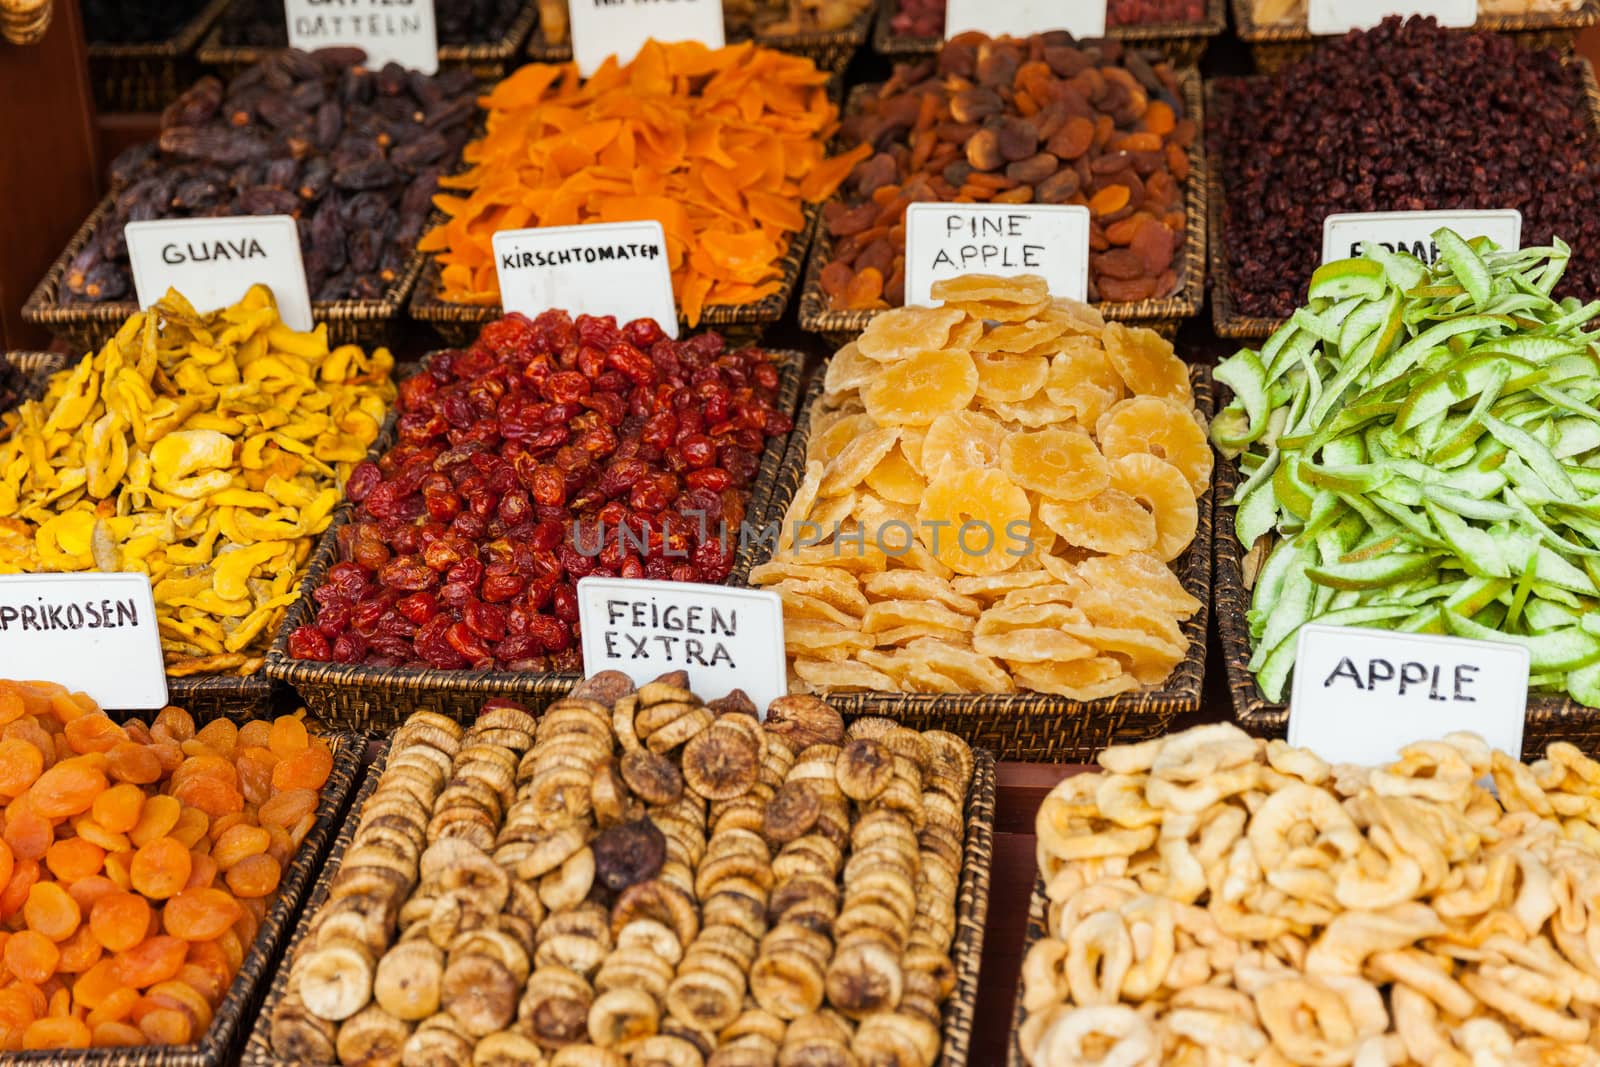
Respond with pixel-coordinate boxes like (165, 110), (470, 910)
(577, 578), (786, 715)
(493, 221), (679, 338)
(125, 216), (313, 331)
(1323, 210), (1521, 266)
(1307, 0), (1473, 35)
(0, 574), (167, 710)
(906, 203), (1090, 306)
(568, 0), (725, 78)
(283, 0), (440, 74)
(1288, 624), (1527, 766)
(945, 0), (1101, 38)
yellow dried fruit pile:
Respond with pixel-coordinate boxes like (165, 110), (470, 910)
(752, 273), (1211, 699)
(0, 286), (395, 677)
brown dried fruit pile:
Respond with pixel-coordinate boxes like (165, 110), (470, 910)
(272, 676), (975, 1067)
(1217, 16), (1600, 318)
(819, 33), (1193, 310)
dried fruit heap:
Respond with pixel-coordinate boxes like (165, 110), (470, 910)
(758, 273), (1207, 698)
(0, 679), (335, 1050)
(1217, 17), (1600, 318)
(286, 311), (790, 671)
(77, 50), (475, 307)
(0, 288), (394, 677)
(272, 674), (973, 1067)
(418, 41), (869, 325)
(219, 0), (527, 46)
(820, 33), (1192, 310)
(1023, 723), (1600, 1065)
(1253, 0), (1582, 23)
(0, 362), (26, 419)
(892, 0), (1206, 37)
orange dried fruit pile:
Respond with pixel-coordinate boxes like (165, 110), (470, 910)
(419, 41), (872, 326)
(0, 679), (333, 1050)
(751, 273), (1211, 699)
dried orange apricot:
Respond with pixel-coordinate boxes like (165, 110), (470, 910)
(91, 1020), (144, 1046)
(102, 851), (134, 891)
(23, 883), (80, 941)
(150, 708), (195, 745)
(224, 854), (281, 899)
(211, 825), (269, 871)
(1, 858), (40, 919)
(4, 803), (53, 862)
(89, 784), (144, 837)
(185, 852), (218, 892)
(137, 1006), (191, 1045)
(0, 839), (12, 890)
(128, 796), (181, 848)
(169, 808), (210, 849)
(266, 717), (308, 757)
(105, 743), (161, 786)
(258, 789), (316, 829)
(271, 746), (333, 792)
(193, 720), (237, 758)
(65, 875), (118, 914)
(89, 893), (150, 953)
(234, 748), (276, 806)
(85, 986), (138, 1026)
(62, 716), (126, 756)
(22, 1016), (89, 1049)
(235, 721), (271, 750)
(163, 889), (241, 943)
(28, 758), (106, 819)
(5, 930), (60, 984)
(44, 837), (104, 883)
(73, 960), (123, 1009)
(129, 839), (190, 901)
(56, 927), (103, 974)
(111, 936), (186, 989)
(0, 740), (44, 798)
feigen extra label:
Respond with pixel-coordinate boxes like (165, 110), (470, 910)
(1288, 624), (1528, 766)
(0, 574), (168, 710)
(945, 0), (1101, 38)
(125, 216), (313, 331)
(568, 0), (725, 78)
(1322, 209), (1522, 266)
(1307, 0), (1474, 35)
(283, 0), (440, 74)
(492, 222), (678, 337)
(577, 578), (786, 715)
(905, 203), (1090, 306)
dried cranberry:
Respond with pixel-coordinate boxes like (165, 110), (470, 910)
(287, 626), (331, 660)
(344, 461), (383, 502)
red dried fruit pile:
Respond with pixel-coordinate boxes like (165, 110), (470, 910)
(287, 311), (791, 672)
(891, 0), (1206, 37)
(1217, 16), (1600, 318)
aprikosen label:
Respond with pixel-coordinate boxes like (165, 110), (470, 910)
(568, 0), (725, 78)
(1322, 209), (1522, 266)
(283, 0), (440, 74)
(906, 203), (1089, 306)
(125, 216), (313, 331)
(945, 0), (1099, 37)
(493, 222), (678, 337)
(0, 574), (168, 710)
(1307, 0), (1473, 35)
(1288, 624), (1528, 766)
(577, 578), (786, 715)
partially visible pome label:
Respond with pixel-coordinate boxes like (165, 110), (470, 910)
(568, 0), (725, 78)
(1307, 0), (1474, 35)
(906, 203), (1090, 306)
(126, 216), (313, 331)
(1322, 210), (1522, 266)
(0, 574), (168, 710)
(945, 0), (1100, 37)
(283, 0), (440, 74)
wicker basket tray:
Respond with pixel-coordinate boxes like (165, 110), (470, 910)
(1211, 447), (1600, 755)
(871, 0), (1227, 67)
(755, 366), (1214, 762)
(196, 0), (539, 79)
(21, 194), (427, 356)
(408, 204), (819, 349)
(1209, 58), (1600, 340)
(1, 351), (280, 719)
(1004, 875), (1050, 1067)
(1231, 0), (1600, 74)
(264, 348), (805, 730)
(238, 738), (995, 1066)
(86, 0), (233, 113)
(15, 715), (365, 1067)
(797, 71), (1207, 348)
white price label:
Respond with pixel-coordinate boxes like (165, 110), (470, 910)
(283, 0), (440, 74)
(0, 574), (168, 710)
(906, 203), (1089, 306)
(568, 0), (725, 78)
(578, 578), (786, 715)
(492, 222), (678, 337)
(1307, 0), (1474, 35)
(945, 0), (1097, 38)
(1288, 624), (1528, 766)
(1322, 210), (1521, 265)
(125, 216), (313, 331)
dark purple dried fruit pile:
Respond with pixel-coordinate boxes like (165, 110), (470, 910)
(218, 0), (526, 47)
(1216, 16), (1600, 318)
(0, 361), (26, 417)
(70, 51), (476, 307)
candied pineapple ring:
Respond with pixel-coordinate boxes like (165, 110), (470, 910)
(1097, 396), (1214, 496)
(1110, 454), (1198, 563)
(974, 353), (1050, 403)
(864, 447), (926, 505)
(820, 427), (901, 496)
(916, 468), (1032, 576)
(862, 349), (978, 426)
(1039, 492), (1157, 555)
(1103, 322), (1192, 404)
(1047, 337), (1126, 427)
(922, 411), (1009, 480)
(1000, 429), (1111, 503)
(856, 306), (966, 362)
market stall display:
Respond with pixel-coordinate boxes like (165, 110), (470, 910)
(81, 0), (229, 113)
(0, 287), (394, 704)
(0, 679), (357, 1052)
(258, 676), (990, 1067)
(801, 33), (1204, 339)
(1015, 722), (1600, 1065)
(1211, 16), (1600, 336)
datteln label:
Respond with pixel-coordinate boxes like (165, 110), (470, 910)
(1288, 624), (1528, 766)
(0, 574), (167, 710)
(125, 216), (313, 331)
(945, 0), (1099, 37)
(906, 203), (1089, 306)
(568, 0), (725, 78)
(577, 578), (786, 715)
(492, 222), (678, 337)
(1322, 209), (1522, 266)
(1307, 0), (1473, 35)
(283, 0), (439, 74)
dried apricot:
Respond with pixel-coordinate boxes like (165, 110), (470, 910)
(185, 852), (218, 891)
(270, 746), (333, 793)
(91, 1020), (144, 1046)
(224, 854), (281, 898)
(137, 1006), (191, 1045)
(89, 893), (151, 953)
(5, 930), (60, 984)
(62, 716), (126, 756)
(266, 716), (308, 757)
(4, 803), (53, 862)
(128, 796), (181, 848)
(44, 837), (104, 883)
(90, 784), (144, 836)
(129, 839), (190, 901)
(211, 825), (270, 870)
(23, 883), (81, 941)
(193, 720), (237, 758)
(258, 789), (317, 828)
(105, 743), (161, 786)
(170, 808), (210, 848)
(56, 927), (103, 974)
(111, 936), (187, 989)
(23, 1016), (89, 1049)
(85, 986), (138, 1026)
(28, 758), (107, 819)
(65, 875), (118, 913)
(0, 740), (44, 797)
(71, 959), (121, 1009)
(163, 889), (241, 942)
(150, 708), (195, 745)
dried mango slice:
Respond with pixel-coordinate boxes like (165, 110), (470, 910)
(1096, 396), (1214, 496)
(922, 411), (1008, 481)
(916, 468), (1031, 576)
(1000, 428), (1111, 503)
(862, 350), (977, 427)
